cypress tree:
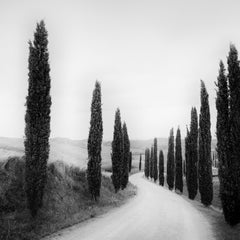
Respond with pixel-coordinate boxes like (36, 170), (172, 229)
(144, 148), (150, 178)
(199, 80), (213, 206)
(87, 81), (103, 200)
(139, 154), (142, 171)
(185, 127), (190, 185)
(150, 146), (154, 179)
(121, 122), (130, 189)
(159, 150), (164, 186)
(111, 108), (123, 193)
(217, 45), (240, 225)
(25, 21), (52, 217)
(175, 127), (183, 193)
(228, 45), (240, 225)
(216, 60), (232, 223)
(153, 138), (158, 182)
(186, 108), (198, 200)
(129, 152), (132, 173)
(167, 128), (174, 190)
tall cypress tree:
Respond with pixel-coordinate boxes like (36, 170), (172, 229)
(121, 122), (130, 189)
(216, 60), (233, 224)
(25, 21), (52, 217)
(199, 80), (213, 206)
(167, 128), (174, 190)
(87, 81), (103, 200)
(159, 150), (164, 186)
(139, 154), (142, 171)
(175, 127), (183, 193)
(185, 127), (190, 185)
(150, 146), (154, 179)
(111, 108), (123, 193)
(187, 107), (198, 200)
(144, 148), (150, 178)
(153, 138), (158, 182)
(222, 44), (240, 225)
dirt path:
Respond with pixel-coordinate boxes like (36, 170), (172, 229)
(45, 173), (215, 240)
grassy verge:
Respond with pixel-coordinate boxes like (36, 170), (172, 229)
(146, 175), (240, 240)
(0, 157), (137, 240)
(182, 196), (240, 240)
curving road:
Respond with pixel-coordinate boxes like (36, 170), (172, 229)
(45, 173), (215, 240)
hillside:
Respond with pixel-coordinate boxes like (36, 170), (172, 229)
(0, 137), (217, 169)
(0, 157), (136, 240)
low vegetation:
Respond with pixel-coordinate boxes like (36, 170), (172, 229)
(0, 157), (136, 240)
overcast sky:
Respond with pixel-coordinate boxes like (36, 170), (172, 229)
(0, 0), (240, 140)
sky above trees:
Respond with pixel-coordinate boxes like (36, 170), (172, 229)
(0, 0), (239, 140)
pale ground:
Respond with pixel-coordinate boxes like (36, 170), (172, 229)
(44, 173), (215, 240)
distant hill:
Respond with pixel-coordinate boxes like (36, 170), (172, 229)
(0, 137), (217, 169)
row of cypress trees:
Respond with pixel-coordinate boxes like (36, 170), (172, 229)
(144, 132), (183, 193)
(111, 109), (131, 192)
(216, 44), (240, 226)
(25, 21), (130, 217)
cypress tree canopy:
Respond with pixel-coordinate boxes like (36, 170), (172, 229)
(199, 80), (213, 206)
(159, 150), (164, 186)
(87, 81), (103, 200)
(121, 122), (130, 189)
(153, 138), (158, 182)
(25, 20), (51, 217)
(175, 127), (183, 193)
(167, 128), (174, 190)
(111, 108), (123, 192)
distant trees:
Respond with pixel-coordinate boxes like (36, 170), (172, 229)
(186, 108), (198, 200)
(121, 122), (130, 189)
(25, 21), (52, 217)
(198, 80), (213, 206)
(159, 150), (164, 186)
(139, 154), (142, 171)
(153, 138), (158, 182)
(87, 81), (103, 200)
(144, 148), (150, 178)
(175, 128), (183, 193)
(111, 109), (123, 192)
(216, 45), (240, 225)
(167, 128), (175, 190)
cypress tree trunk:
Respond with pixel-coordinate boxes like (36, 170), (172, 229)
(199, 80), (213, 206)
(153, 138), (158, 182)
(25, 21), (52, 217)
(187, 108), (198, 200)
(139, 154), (142, 171)
(87, 81), (103, 200)
(167, 128), (174, 190)
(111, 108), (123, 193)
(121, 122), (130, 189)
(159, 150), (164, 186)
(144, 148), (150, 178)
(175, 128), (183, 193)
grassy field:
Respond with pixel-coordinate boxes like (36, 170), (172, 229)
(0, 157), (137, 240)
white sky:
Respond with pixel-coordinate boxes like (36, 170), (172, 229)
(0, 0), (239, 140)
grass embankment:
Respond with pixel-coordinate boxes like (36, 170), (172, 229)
(0, 157), (137, 240)
(181, 177), (240, 239)
(146, 174), (240, 240)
